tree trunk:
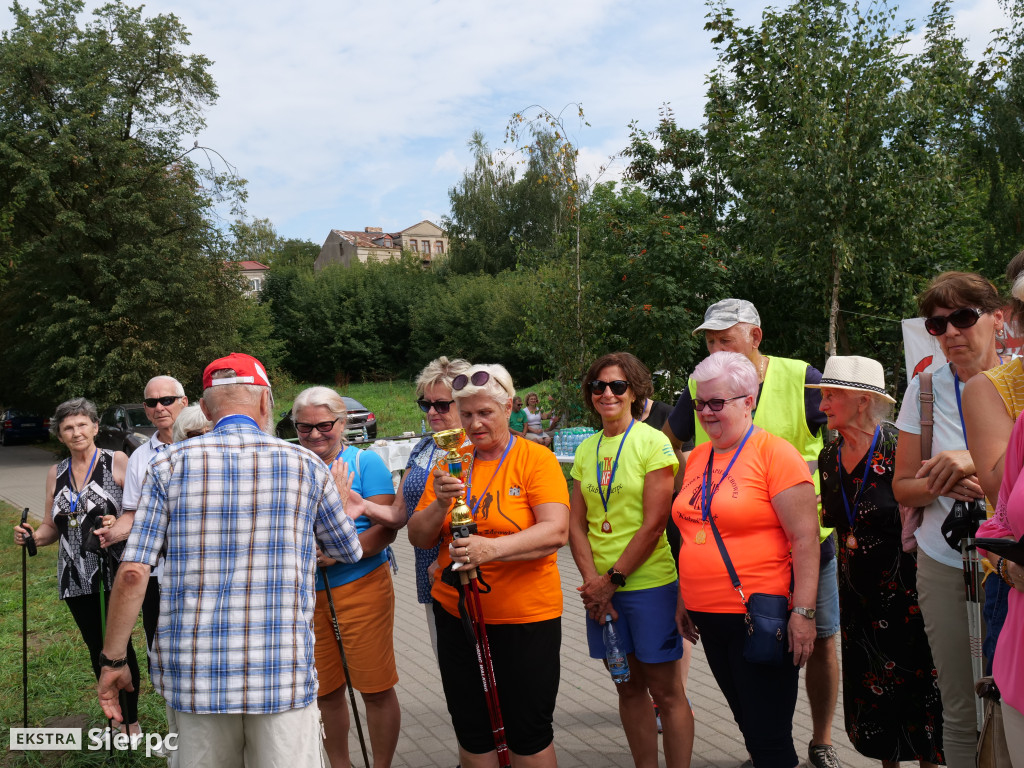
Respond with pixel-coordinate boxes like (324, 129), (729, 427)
(828, 250), (840, 358)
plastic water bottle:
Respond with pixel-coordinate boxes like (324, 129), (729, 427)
(361, 425), (369, 441)
(603, 614), (630, 684)
(421, 419), (427, 434)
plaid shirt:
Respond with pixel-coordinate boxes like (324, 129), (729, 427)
(123, 415), (362, 714)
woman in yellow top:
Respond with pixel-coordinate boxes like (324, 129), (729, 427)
(408, 363), (569, 768)
(568, 352), (693, 768)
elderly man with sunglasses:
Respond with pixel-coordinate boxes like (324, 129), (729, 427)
(662, 299), (840, 768)
(97, 375), (189, 652)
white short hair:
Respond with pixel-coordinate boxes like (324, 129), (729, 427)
(691, 351), (759, 399)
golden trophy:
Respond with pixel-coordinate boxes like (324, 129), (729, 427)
(432, 427), (475, 571)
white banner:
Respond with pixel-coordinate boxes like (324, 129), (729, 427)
(901, 314), (1022, 381)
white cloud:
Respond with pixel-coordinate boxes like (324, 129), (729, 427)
(3, 0), (1009, 241)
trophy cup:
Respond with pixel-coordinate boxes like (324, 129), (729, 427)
(432, 428), (475, 571)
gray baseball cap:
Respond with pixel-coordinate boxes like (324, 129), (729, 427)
(692, 298), (761, 335)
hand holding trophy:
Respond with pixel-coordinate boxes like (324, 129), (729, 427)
(431, 427), (475, 571)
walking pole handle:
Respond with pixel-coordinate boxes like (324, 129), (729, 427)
(20, 508), (37, 557)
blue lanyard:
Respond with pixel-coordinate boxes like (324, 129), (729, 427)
(953, 369), (969, 449)
(700, 425), (754, 521)
(466, 436), (516, 517)
(596, 420), (635, 517)
(68, 448), (99, 516)
(836, 425), (881, 528)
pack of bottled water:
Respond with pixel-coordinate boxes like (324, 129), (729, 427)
(553, 426), (596, 457)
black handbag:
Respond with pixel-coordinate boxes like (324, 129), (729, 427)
(708, 513), (790, 666)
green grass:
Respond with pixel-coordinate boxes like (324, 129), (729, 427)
(1, 501), (166, 767)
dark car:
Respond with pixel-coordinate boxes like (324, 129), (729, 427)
(95, 404), (157, 455)
(275, 397), (378, 442)
(0, 408), (51, 445)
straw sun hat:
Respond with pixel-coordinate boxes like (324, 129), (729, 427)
(806, 355), (896, 404)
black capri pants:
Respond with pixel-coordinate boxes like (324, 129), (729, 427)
(434, 601), (560, 756)
(65, 591), (142, 724)
(689, 610), (799, 768)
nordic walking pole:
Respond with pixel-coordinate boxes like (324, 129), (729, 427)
(97, 549), (115, 756)
(20, 508), (36, 727)
(320, 563), (370, 768)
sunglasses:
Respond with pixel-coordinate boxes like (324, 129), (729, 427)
(924, 307), (983, 336)
(588, 379), (629, 396)
(692, 395), (747, 412)
(294, 418), (340, 435)
(144, 395), (184, 408)
(417, 399), (454, 414)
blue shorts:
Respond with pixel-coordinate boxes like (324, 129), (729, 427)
(586, 581), (683, 664)
(815, 556), (840, 638)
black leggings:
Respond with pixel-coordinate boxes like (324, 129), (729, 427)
(64, 592), (141, 724)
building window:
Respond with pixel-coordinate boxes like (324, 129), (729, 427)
(249, 278), (262, 292)
(435, 240), (443, 254)
(383, 237), (392, 248)
(410, 239), (418, 252)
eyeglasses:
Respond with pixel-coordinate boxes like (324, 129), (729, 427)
(144, 396), (184, 408)
(588, 379), (629, 396)
(692, 395), (747, 412)
(294, 418), (340, 435)
(924, 307), (983, 336)
(452, 370), (491, 391)
(417, 399), (454, 414)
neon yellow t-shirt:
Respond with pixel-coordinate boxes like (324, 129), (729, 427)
(570, 421), (679, 591)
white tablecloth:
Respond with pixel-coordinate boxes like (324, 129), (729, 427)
(365, 438), (418, 487)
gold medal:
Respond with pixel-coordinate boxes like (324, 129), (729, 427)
(695, 527), (706, 545)
(601, 520), (612, 533)
(846, 533), (858, 550)
(69, 517), (78, 528)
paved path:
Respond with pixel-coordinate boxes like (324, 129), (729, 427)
(0, 445), (873, 768)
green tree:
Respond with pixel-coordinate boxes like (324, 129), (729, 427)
(0, 0), (245, 407)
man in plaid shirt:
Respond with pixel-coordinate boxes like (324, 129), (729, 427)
(98, 353), (363, 766)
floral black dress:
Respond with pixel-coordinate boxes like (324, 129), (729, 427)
(820, 422), (944, 763)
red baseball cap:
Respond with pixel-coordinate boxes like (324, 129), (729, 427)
(202, 353), (271, 389)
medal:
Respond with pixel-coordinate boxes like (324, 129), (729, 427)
(595, 421), (634, 537)
(601, 520), (612, 533)
(69, 517), (78, 528)
(846, 533), (858, 550)
(695, 527), (706, 545)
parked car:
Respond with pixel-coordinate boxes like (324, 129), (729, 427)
(95, 404), (157, 455)
(0, 408), (51, 445)
(275, 397), (378, 442)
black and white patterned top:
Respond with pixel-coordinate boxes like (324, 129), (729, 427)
(51, 449), (124, 600)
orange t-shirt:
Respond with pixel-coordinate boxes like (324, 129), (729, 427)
(672, 429), (812, 614)
(419, 436), (570, 624)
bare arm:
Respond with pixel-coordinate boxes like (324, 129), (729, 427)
(97, 561), (152, 721)
(320, 493), (396, 563)
(772, 481), (819, 668)
(894, 429), (983, 506)
(453, 501), (568, 565)
(964, 373), (1013, 505)
(111, 450), (129, 489)
(15, 464), (60, 549)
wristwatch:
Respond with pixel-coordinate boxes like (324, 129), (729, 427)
(98, 652), (129, 669)
(607, 567), (627, 588)
(792, 606), (816, 620)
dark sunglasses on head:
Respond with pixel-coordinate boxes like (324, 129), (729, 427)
(144, 395), (184, 408)
(692, 395), (747, 412)
(588, 379), (629, 396)
(417, 399), (454, 414)
(294, 418), (340, 435)
(452, 370), (492, 391)
(924, 307), (983, 336)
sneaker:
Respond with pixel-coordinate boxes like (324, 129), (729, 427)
(808, 742), (841, 768)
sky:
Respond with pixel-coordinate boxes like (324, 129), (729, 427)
(2, 0), (1012, 244)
